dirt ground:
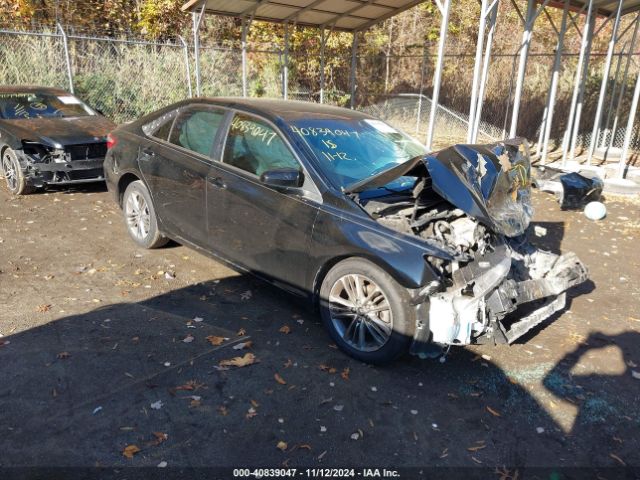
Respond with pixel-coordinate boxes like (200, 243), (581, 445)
(0, 181), (639, 476)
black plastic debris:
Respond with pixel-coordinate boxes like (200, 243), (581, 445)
(533, 166), (604, 210)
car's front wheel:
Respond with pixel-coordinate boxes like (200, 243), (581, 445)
(319, 258), (415, 364)
(1, 148), (34, 195)
(122, 180), (168, 249)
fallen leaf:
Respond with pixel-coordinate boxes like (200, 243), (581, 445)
(122, 445), (140, 459)
(219, 352), (256, 368)
(246, 407), (257, 419)
(175, 380), (205, 391)
(283, 359), (293, 368)
(233, 341), (252, 350)
(57, 351), (71, 360)
(36, 304), (52, 313)
(276, 441), (287, 451)
(150, 432), (168, 446)
(279, 325), (291, 334)
(486, 406), (501, 417)
(610, 453), (626, 466)
(250, 399), (259, 408)
(237, 328), (246, 336)
(341, 368), (350, 381)
(206, 335), (226, 346)
(218, 405), (229, 416)
(274, 373), (287, 385)
(467, 444), (487, 452)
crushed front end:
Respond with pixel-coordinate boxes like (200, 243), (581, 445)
(359, 138), (589, 353)
(19, 140), (107, 187)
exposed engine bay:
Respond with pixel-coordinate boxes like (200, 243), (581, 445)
(353, 139), (589, 351)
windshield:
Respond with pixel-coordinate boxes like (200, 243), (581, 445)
(0, 92), (95, 120)
(287, 118), (426, 190)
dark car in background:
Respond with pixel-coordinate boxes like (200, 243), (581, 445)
(0, 86), (115, 195)
(104, 98), (588, 364)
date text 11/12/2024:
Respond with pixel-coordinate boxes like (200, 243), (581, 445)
(233, 468), (401, 478)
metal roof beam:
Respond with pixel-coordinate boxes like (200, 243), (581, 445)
(354, 0), (429, 31)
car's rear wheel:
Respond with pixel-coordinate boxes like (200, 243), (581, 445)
(1, 148), (34, 195)
(319, 258), (415, 364)
(122, 180), (168, 249)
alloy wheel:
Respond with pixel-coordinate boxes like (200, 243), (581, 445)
(328, 273), (393, 352)
(125, 191), (151, 241)
(2, 152), (18, 192)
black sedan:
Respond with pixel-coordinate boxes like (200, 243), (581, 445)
(0, 86), (115, 195)
(104, 98), (589, 364)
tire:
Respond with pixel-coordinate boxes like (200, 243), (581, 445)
(1, 148), (34, 195)
(319, 257), (415, 365)
(122, 180), (168, 249)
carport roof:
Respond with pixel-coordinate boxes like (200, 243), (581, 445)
(180, 0), (428, 32)
(541, 0), (640, 16)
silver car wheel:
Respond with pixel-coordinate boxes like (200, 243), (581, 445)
(2, 152), (18, 191)
(125, 191), (151, 240)
(328, 273), (393, 352)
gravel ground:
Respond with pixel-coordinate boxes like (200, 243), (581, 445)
(0, 182), (639, 475)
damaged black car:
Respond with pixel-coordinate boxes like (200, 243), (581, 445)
(105, 98), (589, 364)
(0, 86), (115, 195)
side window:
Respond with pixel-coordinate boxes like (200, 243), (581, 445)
(142, 109), (177, 139)
(152, 117), (174, 140)
(223, 113), (300, 177)
(169, 107), (225, 157)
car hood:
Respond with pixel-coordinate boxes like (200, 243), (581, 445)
(347, 138), (533, 237)
(1, 115), (115, 146)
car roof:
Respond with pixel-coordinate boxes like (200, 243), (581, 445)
(197, 97), (373, 123)
(0, 85), (71, 95)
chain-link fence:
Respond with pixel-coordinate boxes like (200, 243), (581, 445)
(0, 23), (638, 155)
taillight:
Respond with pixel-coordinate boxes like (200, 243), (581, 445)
(106, 133), (117, 149)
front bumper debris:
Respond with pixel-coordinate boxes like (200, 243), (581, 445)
(25, 159), (105, 186)
(412, 243), (588, 351)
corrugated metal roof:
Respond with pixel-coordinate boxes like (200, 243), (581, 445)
(541, 0), (640, 17)
(181, 0), (428, 31)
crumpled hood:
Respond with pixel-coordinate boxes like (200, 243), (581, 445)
(425, 138), (533, 237)
(1, 115), (115, 147)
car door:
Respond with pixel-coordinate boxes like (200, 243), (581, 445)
(139, 105), (226, 247)
(206, 111), (321, 296)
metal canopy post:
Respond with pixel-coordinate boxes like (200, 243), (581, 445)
(562, 0), (594, 166)
(608, 13), (640, 153)
(601, 43), (626, 149)
(587, 0), (624, 165)
(349, 32), (359, 109)
(425, 0), (452, 150)
(618, 69), (640, 178)
(509, 0), (549, 138)
(192, 4), (205, 97)
(416, 41), (428, 136)
(320, 28), (326, 103)
(471, 0), (499, 143)
(178, 36), (193, 98)
(283, 23), (290, 99)
(540, 0), (570, 163)
(57, 22), (74, 93)
(467, 0), (490, 143)
(241, 19), (249, 98)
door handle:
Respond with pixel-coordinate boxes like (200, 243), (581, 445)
(208, 176), (226, 189)
(140, 147), (156, 160)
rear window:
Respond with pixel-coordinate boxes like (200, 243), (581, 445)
(0, 92), (95, 119)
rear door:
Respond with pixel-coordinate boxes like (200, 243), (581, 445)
(206, 112), (321, 295)
(139, 105), (226, 246)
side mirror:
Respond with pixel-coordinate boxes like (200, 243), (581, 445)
(260, 168), (304, 189)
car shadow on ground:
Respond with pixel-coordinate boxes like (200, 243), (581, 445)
(1, 276), (638, 472)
